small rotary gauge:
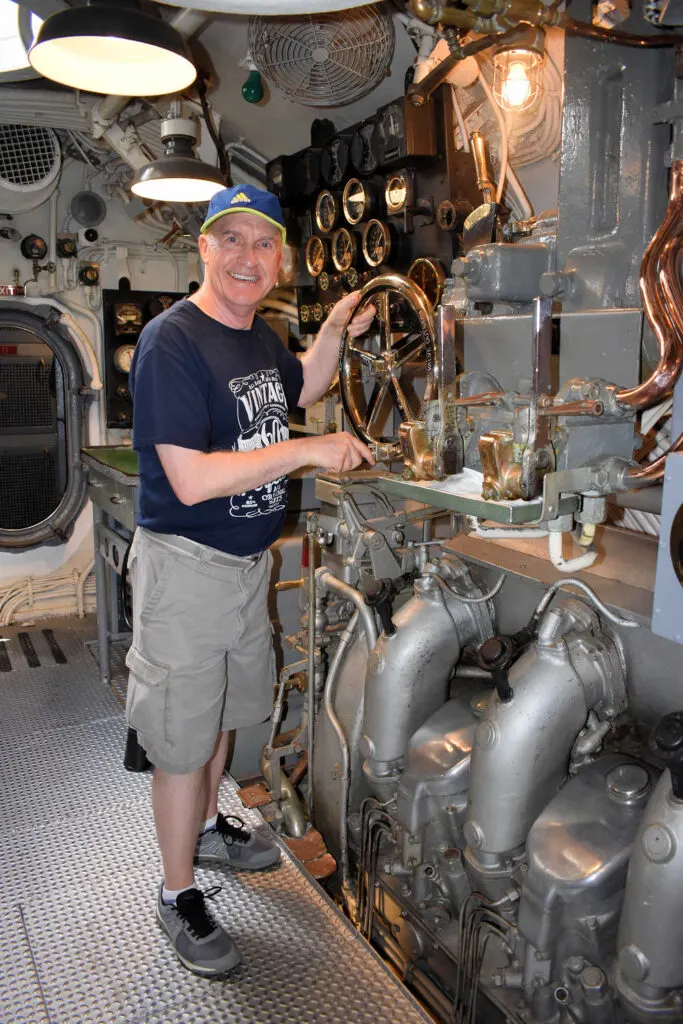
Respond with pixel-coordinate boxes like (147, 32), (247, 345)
(385, 172), (410, 215)
(20, 234), (48, 260)
(362, 219), (392, 268)
(324, 302), (335, 317)
(345, 266), (359, 289)
(115, 302), (143, 334)
(311, 303), (324, 322)
(331, 227), (357, 273)
(300, 305), (311, 323)
(408, 258), (446, 310)
(113, 343), (136, 373)
(321, 136), (349, 188)
(315, 190), (340, 233)
(343, 178), (372, 225)
(294, 149), (320, 197)
(305, 235), (328, 278)
(350, 121), (379, 176)
(437, 199), (458, 231)
(319, 271), (330, 292)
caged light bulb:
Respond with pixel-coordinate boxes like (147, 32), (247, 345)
(493, 48), (543, 113)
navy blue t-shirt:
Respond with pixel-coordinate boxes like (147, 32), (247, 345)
(129, 298), (304, 555)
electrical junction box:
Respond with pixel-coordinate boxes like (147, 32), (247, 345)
(652, 452), (683, 646)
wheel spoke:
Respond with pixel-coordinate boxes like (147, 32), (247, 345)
(392, 332), (425, 370)
(391, 378), (414, 421)
(364, 380), (389, 429)
(377, 291), (392, 351)
(348, 345), (386, 374)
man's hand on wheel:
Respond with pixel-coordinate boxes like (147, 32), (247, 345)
(324, 291), (376, 338)
(302, 431), (375, 473)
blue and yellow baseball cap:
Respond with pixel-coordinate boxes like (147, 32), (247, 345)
(200, 183), (286, 239)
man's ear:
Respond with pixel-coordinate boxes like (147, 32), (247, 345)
(197, 233), (211, 265)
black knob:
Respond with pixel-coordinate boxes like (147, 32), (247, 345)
(365, 578), (397, 637)
(651, 712), (683, 798)
(477, 635), (514, 703)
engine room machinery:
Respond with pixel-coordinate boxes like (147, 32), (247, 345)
(262, 0), (683, 1021)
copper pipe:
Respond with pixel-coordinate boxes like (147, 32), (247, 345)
(617, 162), (683, 410)
(622, 431), (683, 488)
(471, 131), (496, 204)
(560, 16), (683, 47)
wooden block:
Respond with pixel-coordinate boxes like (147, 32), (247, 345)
(306, 853), (337, 880)
(283, 827), (327, 863)
(238, 782), (272, 809)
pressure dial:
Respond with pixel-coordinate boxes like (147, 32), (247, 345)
(113, 343), (136, 374)
(343, 178), (372, 225)
(385, 172), (411, 215)
(362, 219), (392, 268)
(408, 257), (446, 310)
(331, 227), (357, 273)
(315, 190), (340, 233)
(350, 121), (379, 176)
(115, 302), (143, 334)
(20, 234), (48, 260)
(319, 271), (330, 292)
(305, 235), (329, 278)
(345, 266), (359, 289)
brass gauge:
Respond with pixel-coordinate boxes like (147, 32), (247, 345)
(305, 235), (328, 278)
(345, 266), (359, 289)
(311, 303), (324, 322)
(319, 271), (330, 292)
(385, 172), (411, 215)
(343, 178), (372, 225)
(113, 343), (136, 373)
(115, 302), (143, 335)
(362, 219), (392, 268)
(331, 227), (357, 273)
(300, 305), (311, 323)
(314, 190), (340, 233)
(408, 258), (446, 310)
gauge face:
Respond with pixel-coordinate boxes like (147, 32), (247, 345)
(408, 258), (446, 310)
(113, 343), (136, 373)
(319, 271), (330, 292)
(343, 178), (371, 225)
(115, 302), (143, 334)
(321, 137), (349, 188)
(437, 199), (457, 231)
(331, 227), (357, 273)
(385, 172), (409, 215)
(345, 266), (359, 289)
(376, 101), (405, 163)
(305, 235), (327, 278)
(294, 149), (320, 197)
(311, 303), (324, 323)
(315, 190), (339, 233)
(350, 121), (379, 176)
(362, 219), (391, 268)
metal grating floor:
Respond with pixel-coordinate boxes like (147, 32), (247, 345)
(0, 616), (432, 1024)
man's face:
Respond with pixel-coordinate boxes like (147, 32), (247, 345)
(199, 211), (283, 313)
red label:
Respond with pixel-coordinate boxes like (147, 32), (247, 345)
(0, 345), (17, 355)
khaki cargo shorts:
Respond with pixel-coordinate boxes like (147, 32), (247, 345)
(125, 527), (275, 774)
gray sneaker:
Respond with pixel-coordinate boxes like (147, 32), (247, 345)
(196, 813), (281, 871)
(156, 885), (242, 977)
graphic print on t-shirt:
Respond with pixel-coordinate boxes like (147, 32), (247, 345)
(228, 368), (289, 518)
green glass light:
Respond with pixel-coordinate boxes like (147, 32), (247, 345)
(241, 68), (263, 104)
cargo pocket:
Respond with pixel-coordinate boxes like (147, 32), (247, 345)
(125, 645), (170, 747)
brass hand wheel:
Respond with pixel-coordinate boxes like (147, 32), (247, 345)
(338, 272), (438, 449)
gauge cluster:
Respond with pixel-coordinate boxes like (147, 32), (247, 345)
(266, 86), (481, 333)
(103, 288), (184, 429)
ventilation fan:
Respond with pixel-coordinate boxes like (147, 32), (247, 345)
(0, 125), (61, 214)
(248, 4), (395, 108)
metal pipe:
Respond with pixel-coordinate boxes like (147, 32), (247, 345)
(612, 486), (663, 514)
(618, 162), (683, 410)
(470, 131), (495, 204)
(529, 578), (640, 630)
(407, 27), (521, 106)
(560, 16), (683, 47)
(306, 529), (316, 822)
(620, 430), (683, 487)
(316, 569), (378, 650)
(323, 611), (360, 907)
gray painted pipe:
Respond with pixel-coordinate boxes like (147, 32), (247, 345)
(316, 569), (378, 650)
(612, 487), (663, 515)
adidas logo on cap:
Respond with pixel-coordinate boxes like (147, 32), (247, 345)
(231, 191), (251, 204)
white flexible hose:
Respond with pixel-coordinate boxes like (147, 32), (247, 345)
(548, 531), (598, 573)
(450, 85), (470, 151)
(59, 311), (103, 391)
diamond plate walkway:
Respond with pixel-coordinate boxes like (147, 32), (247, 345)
(0, 616), (432, 1024)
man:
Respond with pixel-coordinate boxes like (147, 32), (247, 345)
(126, 183), (374, 978)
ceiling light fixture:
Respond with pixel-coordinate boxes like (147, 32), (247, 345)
(131, 110), (225, 203)
(28, 1), (197, 97)
(492, 28), (544, 113)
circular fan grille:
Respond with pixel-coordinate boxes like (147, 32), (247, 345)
(248, 4), (395, 108)
(0, 125), (60, 191)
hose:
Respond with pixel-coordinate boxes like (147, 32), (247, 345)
(548, 530), (598, 573)
(529, 577), (640, 630)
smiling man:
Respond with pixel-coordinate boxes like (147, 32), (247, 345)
(126, 183), (374, 978)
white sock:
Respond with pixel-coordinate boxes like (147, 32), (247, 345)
(202, 814), (218, 833)
(161, 882), (194, 906)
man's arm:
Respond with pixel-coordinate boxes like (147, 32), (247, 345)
(298, 291), (376, 408)
(157, 431), (374, 506)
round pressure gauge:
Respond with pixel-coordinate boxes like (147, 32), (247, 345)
(294, 149), (320, 197)
(362, 219), (392, 268)
(408, 258), (446, 310)
(321, 136), (349, 188)
(331, 227), (357, 273)
(350, 121), (379, 176)
(305, 235), (328, 278)
(385, 172), (409, 215)
(115, 302), (143, 334)
(315, 190), (340, 233)
(345, 266), (359, 289)
(113, 343), (136, 374)
(319, 271), (330, 292)
(343, 178), (372, 225)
